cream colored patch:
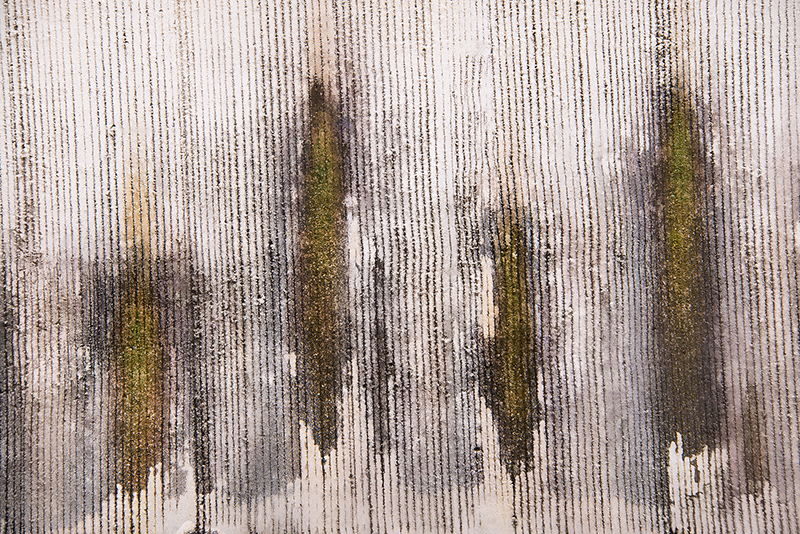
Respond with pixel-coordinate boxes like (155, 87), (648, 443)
(480, 254), (496, 339)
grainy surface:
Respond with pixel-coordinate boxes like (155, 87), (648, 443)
(0, 0), (798, 532)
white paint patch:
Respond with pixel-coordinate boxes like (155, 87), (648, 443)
(286, 351), (297, 378)
(667, 433), (725, 533)
(480, 254), (496, 339)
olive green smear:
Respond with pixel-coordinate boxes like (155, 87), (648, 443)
(658, 89), (719, 457)
(298, 80), (345, 457)
(483, 211), (541, 477)
(114, 262), (164, 494)
(113, 167), (165, 494)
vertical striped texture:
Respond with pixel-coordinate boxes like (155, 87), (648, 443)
(1, 0), (798, 532)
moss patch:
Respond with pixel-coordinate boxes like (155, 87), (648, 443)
(298, 80), (345, 457)
(483, 212), (540, 476)
(114, 264), (164, 493)
(658, 89), (718, 457)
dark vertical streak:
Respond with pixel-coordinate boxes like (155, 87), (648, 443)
(1, 259), (24, 532)
(188, 263), (212, 529)
(3, 1), (34, 528)
(743, 381), (768, 495)
(481, 209), (541, 477)
(298, 80), (346, 457)
(370, 258), (393, 453)
(79, 261), (116, 526)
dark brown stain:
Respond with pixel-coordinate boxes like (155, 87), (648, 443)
(481, 209), (541, 477)
(656, 87), (720, 458)
(297, 80), (346, 457)
(187, 263), (213, 534)
(188, 266), (212, 495)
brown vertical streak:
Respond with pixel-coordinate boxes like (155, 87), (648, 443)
(113, 257), (164, 495)
(743, 381), (768, 494)
(371, 258), (394, 453)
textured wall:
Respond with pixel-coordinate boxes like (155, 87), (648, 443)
(1, 0), (798, 532)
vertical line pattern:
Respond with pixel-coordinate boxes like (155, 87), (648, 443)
(0, 1), (798, 533)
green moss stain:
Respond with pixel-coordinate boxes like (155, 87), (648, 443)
(658, 89), (718, 457)
(115, 271), (164, 493)
(483, 211), (540, 476)
(113, 168), (164, 494)
(299, 80), (345, 456)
